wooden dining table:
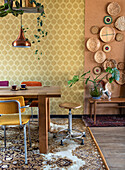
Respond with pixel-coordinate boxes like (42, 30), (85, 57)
(0, 86), (61, 153)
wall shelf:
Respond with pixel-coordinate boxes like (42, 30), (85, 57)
(13, 7), (44, 13)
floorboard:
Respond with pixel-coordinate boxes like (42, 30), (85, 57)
(90, 127), (125, 170)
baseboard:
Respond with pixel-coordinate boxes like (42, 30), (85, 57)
(32, 115), (83, 119)
(50, 115), (83, 118)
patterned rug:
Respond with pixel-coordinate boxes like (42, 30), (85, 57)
(0, 119), (106, 169)
(83, 115), (125, 127)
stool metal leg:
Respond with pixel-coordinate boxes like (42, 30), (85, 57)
(4, 125), (6, 148)
(31, 107), (33, 122)
(68, 109), (72, 135)
(59, 108), (86, 145)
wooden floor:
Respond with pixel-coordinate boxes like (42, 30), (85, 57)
(90, 127), (125, 170)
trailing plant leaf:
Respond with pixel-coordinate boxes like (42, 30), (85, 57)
(40, 20), (42, 26)
(15, 1), (20, 8)
(81, 70), (90, 77)
(85, 76), (90, 84)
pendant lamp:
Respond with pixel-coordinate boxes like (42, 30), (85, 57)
(12, 15), (31, 48)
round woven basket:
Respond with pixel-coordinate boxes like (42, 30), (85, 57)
(90, 26), (100, 34)
(115, 33), (124, 42)
(115, 16), (125, 31)
(94, 51), (106, 63)
(107, 2), (121, 16)
(86, 37), (100, 52)
(103, 59), (116, 70)
(117, 62), (125, 70)
(100, 26), (115, 42)
(93, 66), (102, 75)
(116, 71), (125, 85)
(103, 44), (111, 53)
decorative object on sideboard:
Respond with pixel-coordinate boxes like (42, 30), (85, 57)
(90, 26), (100, 34)
(100, 26), (116, 42)
(94, 50), (106, 63)
(104, 16), (112, 25)
(115, 16), (125, 31)
(103, 59), (116, 70)
(86, 37), (100, 52)
(12, 15), (31, 48)
(103, 44), (111, 53)
(93, 66), (102, 75)
(117, 62), (125, 70)
(107, 2), (121, 16)
(105, 82), (115, 93)
(115, 33), (124, 42)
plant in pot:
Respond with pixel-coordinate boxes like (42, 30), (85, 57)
(68, 67), (120, 99)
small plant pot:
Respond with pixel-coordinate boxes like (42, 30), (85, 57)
(92, 96), (101, 100)
(90, 83), (103, 99)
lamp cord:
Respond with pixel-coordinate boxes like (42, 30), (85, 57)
(21, 14), (22, 28)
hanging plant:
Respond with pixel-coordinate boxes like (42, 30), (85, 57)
(24, 0), (48, 60)
(0, 0), (23, 17)
(0, 0), (48, 60)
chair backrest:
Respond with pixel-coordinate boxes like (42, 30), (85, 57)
(0, 81), (9, 86)
(21, 81), (42, 86)
(0, 96), (25, 114)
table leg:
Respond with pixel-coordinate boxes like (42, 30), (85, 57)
(94, 101), (97, 125)
(46, 98), (50, 132)
(38, 95), (48, 153)
(89, 102), (92, 118)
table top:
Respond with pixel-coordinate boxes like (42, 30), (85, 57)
(0, 86), (61, 97)
(89, 97), (125, 103)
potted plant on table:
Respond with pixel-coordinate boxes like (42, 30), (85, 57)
(68, 67), (120, 99)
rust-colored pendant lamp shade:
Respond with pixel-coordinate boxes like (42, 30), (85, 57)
(12, 15), (31, 48)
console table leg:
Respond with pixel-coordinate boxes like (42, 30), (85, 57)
(90, 103), (92, 119)
(94, 101), (97, 125)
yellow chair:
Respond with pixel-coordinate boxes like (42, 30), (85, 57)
(0, 96), (31, 164)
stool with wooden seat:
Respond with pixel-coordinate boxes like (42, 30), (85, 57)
(57, 102), (86, 146)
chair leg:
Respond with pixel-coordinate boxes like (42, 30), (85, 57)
(28, 121), (32, 147)
(37, 108), (39, 126)
(24, 125), (28, 164)
(3, 125), (6, 148)
(31, 107), (33, 122)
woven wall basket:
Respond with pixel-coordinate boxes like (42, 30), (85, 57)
(107, 2), (121, 16)
(115, 16), (125, 31)
(86, 37), (100, 52)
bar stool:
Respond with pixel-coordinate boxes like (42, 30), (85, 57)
(57, 102), (86, 146)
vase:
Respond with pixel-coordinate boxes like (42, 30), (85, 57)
(90, 82), (103, 99)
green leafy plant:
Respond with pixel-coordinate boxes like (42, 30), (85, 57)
(0, 0), (23, 17)
(68, 67), (120, 97)
(0, 0), (48, 60)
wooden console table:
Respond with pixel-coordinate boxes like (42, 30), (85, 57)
(89, 98), (125, 125)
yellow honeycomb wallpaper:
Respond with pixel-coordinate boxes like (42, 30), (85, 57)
(0, 0), (85, 115)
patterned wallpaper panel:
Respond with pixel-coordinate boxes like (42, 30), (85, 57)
(0, 0), (85, 115)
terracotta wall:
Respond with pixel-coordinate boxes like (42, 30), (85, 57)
(84, 0), (125, 114)
(0, 0), (85, 115)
